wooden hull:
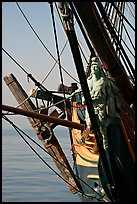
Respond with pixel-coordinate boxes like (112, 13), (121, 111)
(68, 89), (135, 202)
(69, 101), (109, 202)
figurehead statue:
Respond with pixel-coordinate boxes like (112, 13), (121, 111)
(84, 56), (121, 150)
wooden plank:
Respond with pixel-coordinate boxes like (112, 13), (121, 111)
(3, 73), (81, 193)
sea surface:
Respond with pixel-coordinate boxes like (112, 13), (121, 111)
(2, 127), (81, 202)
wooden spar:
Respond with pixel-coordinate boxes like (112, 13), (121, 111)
(3, 73), (82, 193)
(73, 2), (133, 104)
(3, 74), (84, 130)
(2, 104), (85, 131)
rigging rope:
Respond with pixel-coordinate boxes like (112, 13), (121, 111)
(2, 48), (28, 75)
(96, 2), (135, 83)
(2, 48), (49, 92)
(2, 47), (79, 112)
(15, 2), (79, 84)
(105, 3), (135, 55)
(14, 39), (73, 109)
(2, 37), (79, 110)
(49, 2), (66, 101)
(2, 114), (106, 201)
(127, 2), (135, 18)
(111, 2), (135, 31)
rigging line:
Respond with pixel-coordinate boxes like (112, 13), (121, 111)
(17, 40), (79, 109)
(116, 3), (130, 66)
(112, 3), (135, 53)
(2, 116), (81, 196)
(118, 3), (124, 43)
(78, 39), (90, 59)
(111, 2), (135, 31)
(2, 114), (106, 199)
(106, 2), (135, 60)
(2, 47), (49, 92)
(126, 2), (135, 18)
(114, 3), (124, 57)
(15, 2), (79, 84)
(15, 39), (76, 109)
(2, 48), (48, 109)
(15, 2), (56, 65)
(106, 3), (135, 53)
(33, 88), (81, 112)
(2, 116), (103, 200)
(108, 24), (135, 59)
(92, 4), (122, 68)
(107, 3), (113, 20)
(41, 39), (69, 84)
(122, 19), (135, 51)
(2, 48), (28, 75)
(2, 115), (79, 191)
(112, 2), (122, 38)
(2, 114), (72, 173)
(50, 3), (66, 100)
(104, 2), (109, 11)
(113, 43), (135, 84)
(113, 24), (135, 58)
(110, 2), (116, 30)
(49, 2), (67, 119)
(33, 88), (78, 112)
(96, 2), (135, 82)
(78, 43), (89, 65)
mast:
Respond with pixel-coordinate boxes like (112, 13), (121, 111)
(57, 2), (118, 201)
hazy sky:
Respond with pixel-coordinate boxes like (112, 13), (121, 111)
(2, 2), (135, 129)
(2, 2), (89, 129)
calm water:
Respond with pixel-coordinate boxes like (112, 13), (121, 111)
(2, 127), (81, 202)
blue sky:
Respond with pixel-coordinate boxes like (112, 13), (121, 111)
(2, 2), (89, 129)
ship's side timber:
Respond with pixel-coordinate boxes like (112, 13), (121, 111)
(3, 73), (81, 194)
(70, 102), (110, 202)
(73, 2), (133, 104)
